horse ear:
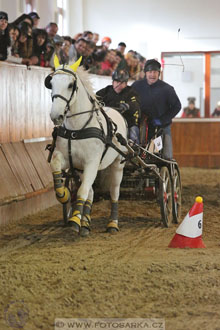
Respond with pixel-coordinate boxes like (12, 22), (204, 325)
(70, 56), (82, 72)
(54, 54), (60, 69)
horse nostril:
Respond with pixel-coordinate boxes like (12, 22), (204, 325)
(58, 115), (64, 122)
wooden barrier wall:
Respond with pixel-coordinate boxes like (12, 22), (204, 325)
(0, 62), (220, 226)
(0, 61), (53, 143)
(172, 119), (220, 168)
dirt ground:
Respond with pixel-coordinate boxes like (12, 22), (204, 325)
(0, 167), (220, 330)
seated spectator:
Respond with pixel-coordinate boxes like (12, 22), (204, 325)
(0, 11), (10, 61)
(96, 69), (140, 144)
(181, 97), (200, 118)
(59, 36), (72, 64)
(30, 28), (49, 66)
(28, 12), (40, 29)
(211, 101), (220, 117)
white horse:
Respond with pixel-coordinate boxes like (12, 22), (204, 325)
(45, 56), (128, 236)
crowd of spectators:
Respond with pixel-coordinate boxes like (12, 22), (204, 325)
(0, 10), (146, 80)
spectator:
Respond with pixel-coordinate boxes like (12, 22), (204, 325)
(117, 42), (126, 55)
(0, 11), (10, 61)
(83, 40), (96, 70)
(45, 22), (58, 49)
(49, 34), (64, 68)
(72, 32), (82, 44)
(28, 12), (40, 29)
(96, 69), (140, 144)
(12, 13), (33, 28)
(30, 28), (48, 66)
(16, 21), (33, 59)
(181, 97), (200, 118)
(132, 59), (181, 159)
(92, 32), (99, 45)
(59, 36), (72, 64)
(211, 101), (220, 117)
(100, 49), (117, 76)
(69, 37), (88, 63)
(8, 24), (20, 48)
(82, 30), (93, 41)
(115, 50), (129, 72)
(101, 36), (112, 50)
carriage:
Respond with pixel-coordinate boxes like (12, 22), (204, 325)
(45, 56), (182, 235)
(61, 130), (182, 229)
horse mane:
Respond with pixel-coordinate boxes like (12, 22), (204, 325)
(75, 66), (98, 101)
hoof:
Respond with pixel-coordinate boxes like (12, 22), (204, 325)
(106, 221), (119, 234)
(106, 227), (118, 235)
(80, 226), (90, 237)
(80, 220), (90, 237)
(68, 220), (80, 233)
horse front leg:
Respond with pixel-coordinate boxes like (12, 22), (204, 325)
(107, 160), (124, 234)
(68, 163), (98, 235)
(51, 151), (70, 204)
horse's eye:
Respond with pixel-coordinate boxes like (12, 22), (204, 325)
(68, 83), (74, 89)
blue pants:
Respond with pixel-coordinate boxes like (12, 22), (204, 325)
(162, 125), (173, 160)
(129, 126), (140, 145)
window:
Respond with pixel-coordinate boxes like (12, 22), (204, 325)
(57, 0), (67, 36)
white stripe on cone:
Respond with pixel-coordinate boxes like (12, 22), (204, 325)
(176, 212), (203, 238)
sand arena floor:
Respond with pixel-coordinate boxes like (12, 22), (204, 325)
(0, 167), (220, 330)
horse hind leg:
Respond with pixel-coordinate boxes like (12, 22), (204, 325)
(107, 200), (119, 234)
(106, 161), (124, 234)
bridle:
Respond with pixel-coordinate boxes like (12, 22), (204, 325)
(51, 67), (78, 117)
(50, 66), (99, 129)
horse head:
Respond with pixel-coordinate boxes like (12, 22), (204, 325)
(46, 55), (82, 125)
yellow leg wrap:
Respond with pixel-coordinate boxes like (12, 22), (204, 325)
(55, 186), (70, 204)
(69, 209), (82, 226)
(107, 221), (119, 231)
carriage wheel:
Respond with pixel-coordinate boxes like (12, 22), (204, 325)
(159, 166), (173, 227)
(63, 175), (78, 225)
(172, 167), (182, 224)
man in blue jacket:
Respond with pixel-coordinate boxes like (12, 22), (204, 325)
(132, 59), (181, 159)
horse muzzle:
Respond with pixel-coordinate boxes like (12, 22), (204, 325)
(50, 113), (64, 125)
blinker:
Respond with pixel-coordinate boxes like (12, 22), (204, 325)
(45, 74), (53, 89)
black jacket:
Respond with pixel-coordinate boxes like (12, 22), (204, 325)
(96, 85), (140, 127)
(132, 78), (181, 126)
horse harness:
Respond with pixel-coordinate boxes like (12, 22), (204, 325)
(46, 66), (127, 170)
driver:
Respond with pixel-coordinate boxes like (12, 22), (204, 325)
(96, 69), (141, 144)
(132, 59), (181, 160)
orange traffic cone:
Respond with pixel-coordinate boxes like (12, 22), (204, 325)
(168, 196), (206, 248)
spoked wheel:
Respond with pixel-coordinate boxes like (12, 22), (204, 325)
(172, 166), (182, 224)
(159, 166), (173, 227)
(63, 174), (78, 225)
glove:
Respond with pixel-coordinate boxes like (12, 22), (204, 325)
(119, 103), (130, 112)
(152, 118), (162, 126)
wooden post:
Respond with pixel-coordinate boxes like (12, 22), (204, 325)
(205, 53), (211, 118)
